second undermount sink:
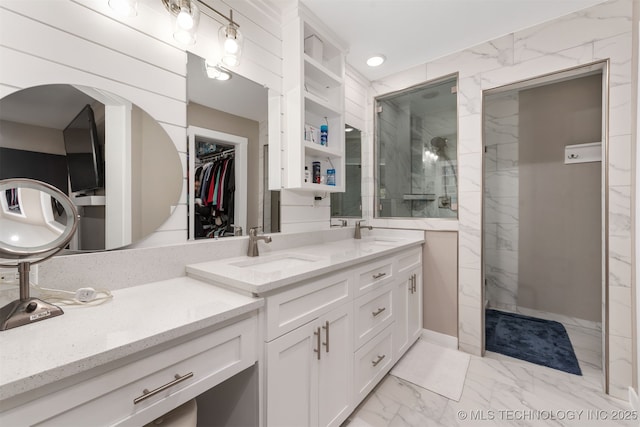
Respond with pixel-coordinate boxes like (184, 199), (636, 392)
(230, 253), (323, 273)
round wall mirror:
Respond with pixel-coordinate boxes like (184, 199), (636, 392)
(0, 84), (183, 252)
(0, 179), (78, 258)
(0, 178), (79, 330)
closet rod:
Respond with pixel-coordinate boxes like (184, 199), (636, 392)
(199, 148), (235, 163)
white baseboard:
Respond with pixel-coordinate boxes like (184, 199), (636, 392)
(420, 329), (458, 349)
(629, 387), (639, 411)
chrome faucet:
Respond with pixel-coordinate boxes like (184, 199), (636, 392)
(354, 220), (372, 239)
(331, 219), (347, 228)
(247, 226), (272, 257)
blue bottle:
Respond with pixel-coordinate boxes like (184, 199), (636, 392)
(320, 125), (328, 146)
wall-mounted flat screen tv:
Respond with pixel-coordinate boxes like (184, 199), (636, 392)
(63, 104), (104, 193)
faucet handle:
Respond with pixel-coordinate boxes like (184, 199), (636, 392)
(232, 225), (243, 236)
(249, 226), (262, 236)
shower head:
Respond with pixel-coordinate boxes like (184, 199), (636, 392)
(430, 136), (447, 151)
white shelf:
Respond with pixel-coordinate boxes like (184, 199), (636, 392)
(283, 11), (346, 192)
(304, 142), (341, 158)
(301, 182), (343, 193)
(304, 54), (343, 88)
(72, 195), (106, 206)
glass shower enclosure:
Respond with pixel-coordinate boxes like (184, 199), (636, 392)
(375, 76), (458, 218)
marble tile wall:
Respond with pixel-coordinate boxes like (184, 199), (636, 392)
(368, 0), (635, 399)
(484, 93), (519, 311)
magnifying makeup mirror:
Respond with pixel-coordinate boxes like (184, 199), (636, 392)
(0, 178), (79, 330)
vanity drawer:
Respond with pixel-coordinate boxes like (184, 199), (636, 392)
(265, 270), (351, 341)
(354, 323), (394, 402)
(396, 247), (422, 276)
(354, 283), (394, 349)
(354, 259), (393, 297)
(2, 315), (258, 427)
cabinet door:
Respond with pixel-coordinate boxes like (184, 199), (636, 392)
(408, 267), (423, 344)
(393, 274), (410, 359)
(266, 320), (319, 427)
(318, 303), (353, 427)
(394, 267), (423, 359)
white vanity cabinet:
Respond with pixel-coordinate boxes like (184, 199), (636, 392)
(394, 248), (423, 359)
(264, 270), (353, 427)
(1, 314), (259, 427)
(262, 243), (424, 427)
(266, 302), (352, 427)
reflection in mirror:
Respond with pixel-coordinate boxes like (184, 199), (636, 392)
(331, 126), (362, 217)
(375, 77), (458, 218)
(186, 52), (280, 238)
(0, 178), (79, 330)
(0, 179), (77, 256)
(0, 85), (183, 251)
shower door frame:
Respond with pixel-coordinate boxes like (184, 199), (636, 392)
(480, 60), (610, 392)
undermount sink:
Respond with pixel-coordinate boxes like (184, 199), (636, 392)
(230, 253), (323, 273)
(361, 237), (401, 246)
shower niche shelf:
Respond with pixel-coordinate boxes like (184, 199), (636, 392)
(282, 6), (347, 193)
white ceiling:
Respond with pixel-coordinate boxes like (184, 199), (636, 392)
(299, 0), (607, 81)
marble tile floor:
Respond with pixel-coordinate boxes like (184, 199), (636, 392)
(343, 333), (634, 426)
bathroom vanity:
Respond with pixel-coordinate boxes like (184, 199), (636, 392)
(0, 279), (263, 426)
(187, 229), (424, 427)
(0, 229), (423, 426)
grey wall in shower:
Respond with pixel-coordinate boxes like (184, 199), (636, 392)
(517, 74), (602, 322)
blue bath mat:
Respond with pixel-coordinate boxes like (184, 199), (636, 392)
(485, 309), (582, 376)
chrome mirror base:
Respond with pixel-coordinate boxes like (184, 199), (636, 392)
(0, 297), (64, 331)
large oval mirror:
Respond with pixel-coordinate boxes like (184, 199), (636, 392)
(0, 84), (183, 251)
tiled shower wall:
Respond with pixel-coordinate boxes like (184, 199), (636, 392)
(484, 93), (519, 311)
(369, 0), (635, 399)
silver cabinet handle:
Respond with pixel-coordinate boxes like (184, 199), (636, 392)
(372, 272), (386, 279)
(133, 372), (194, 404)
(413, 274), (417, 293)
(322, 320), (330, 353)
(372, 307), (386, 317)
(314, 326), (321, 360)
(409, 275), (414, 294)
(371, 354), (386, 367)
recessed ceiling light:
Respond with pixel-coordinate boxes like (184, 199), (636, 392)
(345, 126), (354, 132)
(366, 55), (386, 67)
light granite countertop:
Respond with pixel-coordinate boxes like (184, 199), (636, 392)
(0, 277), (263, 401)
(186, 230), (425, 296)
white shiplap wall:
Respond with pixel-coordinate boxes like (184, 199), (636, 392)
(0, 0), (282, 247)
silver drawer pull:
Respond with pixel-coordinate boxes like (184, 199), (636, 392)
(372, 307), (386, 317)
(371, 354), (386, 367)
(372, 272), (386, 279)
(133, 372), (194, 404)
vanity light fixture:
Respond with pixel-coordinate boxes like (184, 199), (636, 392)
(108, 0), (138, 16)
(366, 54), (386, 67)
(345, 125), (354, 132)
(162, 0), (200, 45)
(205, 60), (232, 81)
(162, 1), (243, 65)
(218, 10), (243, 66)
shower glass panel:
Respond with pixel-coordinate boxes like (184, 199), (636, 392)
(331, 126), (361, 217)
(375, 77), (458, 218)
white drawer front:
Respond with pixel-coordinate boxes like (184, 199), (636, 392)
(355, 259), (393, 297)
(396, 247), (422, 275)
(354, 283), (393, 349)
(4, 316), (258, 427)
(354, 324), (394, 402)
(266, 271), (350, 341)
